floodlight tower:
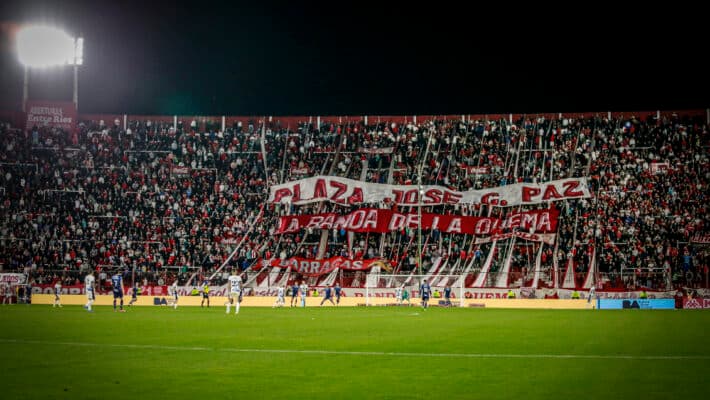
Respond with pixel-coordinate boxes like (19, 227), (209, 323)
(16, 25), (84, 111)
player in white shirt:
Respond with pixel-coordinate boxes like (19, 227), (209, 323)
(225, 273), (242, 314)
(1, 283), (10, 304)
(53, 280), (63, 308)
(84, 272), (95, 312)
(299, 281), (308, 308)
(273, 286), (285, 308)
(395, 286), (403, 306)
(169, 280), (179, 309)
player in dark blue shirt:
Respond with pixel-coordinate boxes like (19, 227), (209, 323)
(444, 285), (452, 307)
(320, 286), (335, 306)
(128, 282), (139, 306)
(290, 283), (299, 307)
(334, 283), (342, 306)
(25, 282), (32, 305)
(420, 279), (432, 309)
(111, 273), (125, 312)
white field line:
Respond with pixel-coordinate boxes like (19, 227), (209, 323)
(1, 338), (708, 360)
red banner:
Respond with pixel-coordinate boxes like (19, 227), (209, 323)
(277, 207), (558, 235)
(264, 257), (389, 276)
(682, 298), (710, 309)
(25, 101), (77, 132)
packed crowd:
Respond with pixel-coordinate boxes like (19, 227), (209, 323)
(0, 111), (707, 290)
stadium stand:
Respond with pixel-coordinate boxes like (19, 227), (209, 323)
(0, 110), (707, 293)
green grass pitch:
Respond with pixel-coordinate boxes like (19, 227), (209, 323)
(1, 305), (708, 399)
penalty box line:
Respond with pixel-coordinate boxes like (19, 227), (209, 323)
(1, 339), (708, 361)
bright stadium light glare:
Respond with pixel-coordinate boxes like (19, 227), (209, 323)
(16, 25), (77, 67)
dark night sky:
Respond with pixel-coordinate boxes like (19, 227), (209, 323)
(0, 0), (707, 116)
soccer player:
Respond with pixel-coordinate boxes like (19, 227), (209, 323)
(53, 280), (63, 308)
(84, 271), (95, 312)
(299, 280), (308, 308)
(444, 284), (452, 307)
(420, 279), (431, 309)
(25, 282), (32, 305)
(334, 282), (341, 306)
(111, 272), (125, 312)
(273, 285), (285, 308)
(395, 285), (403, 306)
(225, 272), (242, 314)
(290, 282), (299, 307)
(320, 285), (335, 306)
(128, 282), (139, 306)
(201, 280), (210, 307)
(1, 283), (10, 304)
(402, 286), (411, 305)
(588, 286), (596, 308)
(170, 280), (179, 309)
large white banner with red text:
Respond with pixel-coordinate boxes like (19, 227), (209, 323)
(277, 207), (559, 235)
(25, 101), (77, 132)
(268, 176), (590, 206)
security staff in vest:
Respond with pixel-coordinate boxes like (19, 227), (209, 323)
(201, 280), (210, 307)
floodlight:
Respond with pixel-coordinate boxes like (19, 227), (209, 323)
(16, 26), (77, 67)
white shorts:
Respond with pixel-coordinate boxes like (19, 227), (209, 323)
(86, 290), (95, 300)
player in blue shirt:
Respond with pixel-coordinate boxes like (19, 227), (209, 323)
(320, 285), (336, 306)
(111, 273), (125, 312)
(444, 285), (452, 307)
(25, 282), (32, 305)
(334, 283), (342, 306)
(420, 279), (432, 309)
(128, 283), (139, 306)
(290, 282), (299, 307)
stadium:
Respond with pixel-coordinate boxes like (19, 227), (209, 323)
(0, 3), (708, 400)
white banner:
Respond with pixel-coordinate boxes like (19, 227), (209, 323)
(473, 232), (556, 245)
(650, 162), (669, 174)
(358, 147), (394, 154)
(0, 273), (27, 285)
(268, 176), (591, 206)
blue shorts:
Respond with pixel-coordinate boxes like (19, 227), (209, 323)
(113, 291), (123, 299)
(422, 295), (430, 301)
